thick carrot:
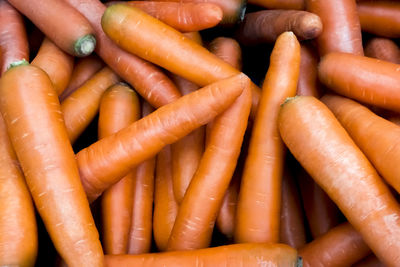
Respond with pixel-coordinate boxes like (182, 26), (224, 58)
(0, 0), (28, 74)
(208, 37), (242, 70)
(300, 223), (370, 267)
(77, 74), (247, 202)
(153, 145), (178, 251)
(100, 84), (140, 255)
(65, 0), (181, 108)
(105, 243), (299, 267)
(31, 38), (74, 95)
(235, 32), (300, 244)
(0, 115), (37, 267)
(318, 52), (400, 113)
(248, 0), (304, 10)
(61, 67), (120, 144)
(365, 37), (400, 64)
(101, 4), (261, 117)
(306, 0), (363, 56)
(236, 10), (322, 45)
(0, 63), (103, 266)
(353, 254), (386, 267)
(167, 80), (251, 251)
(8, 0), (95, 57)
(278, 96), (400, 267)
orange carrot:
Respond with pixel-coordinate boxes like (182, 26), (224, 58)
(61, 67), (120, 144)
(0, 63), (103, 266)
(105, 243), (299, 267)
(31, 38), (74, 95)
(208, 37), (242, 70)
(65, 0), (181, 108)
(278, 96), (400, 267)
(0, 0), (28, 74)
(365, 37), (400, 64)
(353, 254), (386, 267)
(8, 0), (96, 57)
(248, 0), (304, 10)
(77, 74), (248, 202)
(235, 32), (300, 244)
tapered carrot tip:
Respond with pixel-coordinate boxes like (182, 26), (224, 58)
(7, 59), (29, 69)
(74, 34), (96, 57)
(300, 15), (323, 39)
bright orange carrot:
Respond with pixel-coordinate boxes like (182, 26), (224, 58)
(0, 0), (28, 74)
(235, 32), (300, 244)
(278, 96), (400, 267)
(61, 67), (120, 144)
(101, 4), (261, 117)
(100, 84), (140, 255)
(365, 37), (400, 64)
(0, 63), (103, 266)
(248, 0), (304, 10)
(105, 243), (299, 267)
(0, 115), (37, 267)
(31, 38), (74, 95)
(65, 0), (182, 108)
(77, 74), (248, 202)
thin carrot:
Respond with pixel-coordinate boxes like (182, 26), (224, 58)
(208, 37), (242, 70)
(353, 254), (386, 267)
(101, 4), (261, 117)
(31, 38), (74, 95)
(61, 67), (120, 144)
(0, 0), (28, 74)
(105, 243), (299, 267)
(365, 37), (400, 64)
(8, 0), (95, 57)
(318, 52), (400, 113)
(278, 95), (400, 267)
(76, 74), (248, 202)
(65, 0), (182, 108)
(247, 0), (304, 10)
(236, 10), (322, 45)
(299, 223), (370, 267)
(235, 32), (300, 244)
(0, 115), (37, 267)
(0, 63), (103, 266)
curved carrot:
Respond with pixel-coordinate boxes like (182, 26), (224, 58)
(365, 37), (400, 64)
(77, 74), (248, 202)
(153, 145), (178, 251)
(300, 223), (370, 267)
(236, 10), (322, 45)
(0, 63), (103, 266)
(248, 0), (304, 10)
(8, 0), (95, 57)
(65, 0), (181, 108)
(101, 4), (261, 117)
(0, 0), (28, 74)
(31, 38), (74, 95)
(235, 32), (300, 244)
(61, 67), (120, 144)
(278, 96), (400, 267)
(105, 243), (299, 267)
(100, 84), (140, 255)
(353, 254), (386, 267)
(306, 0), (363, 56)
(0, 115), (37, 267)
(318, 52), (400, 113)
(208, 37), (242, 70)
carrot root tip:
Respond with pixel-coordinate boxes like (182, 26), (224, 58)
(74, 34), (96, 57)
(7, 59), (29, 70)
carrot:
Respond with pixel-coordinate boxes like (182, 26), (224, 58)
(61, 67), (120, 144)
(299, 223), (370, 267)
(76, 74), (248, 202)
(278, 95), (400, 267)
(235, 32), (300, 244)
(318, 52), (400, 113)
(0, 115), (37, 267)
(31, 38), (74, 95)
(101, 4), (261, 117)
(100, 84), (140, 255)
(0, 63), (103, 266)
(365, 37), (400, 64)
(247, 0), (304, 10)
(208, 37), (242, 70)
(110, 2), (222, 32)
(0, 0), (28, 74)
(306, 0), (363, 56)
(353, 254), (386, 267)
(105, 243), (299, 267)
(153, 145), (177, 251)
(8, 0), (95, 57)
(167, 79), (251, 251)
(236, 10), (322, 45)
(64, 0), (181, 108)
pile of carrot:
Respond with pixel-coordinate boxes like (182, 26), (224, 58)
(1, 0), (400, 266)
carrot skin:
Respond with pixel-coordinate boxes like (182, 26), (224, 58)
(208, 37), (242, 70)
(0, 64), (103, 266)
(248, 0), (304, 10)
(364, 37), (400, 64)
(353, 254), (386, 267)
